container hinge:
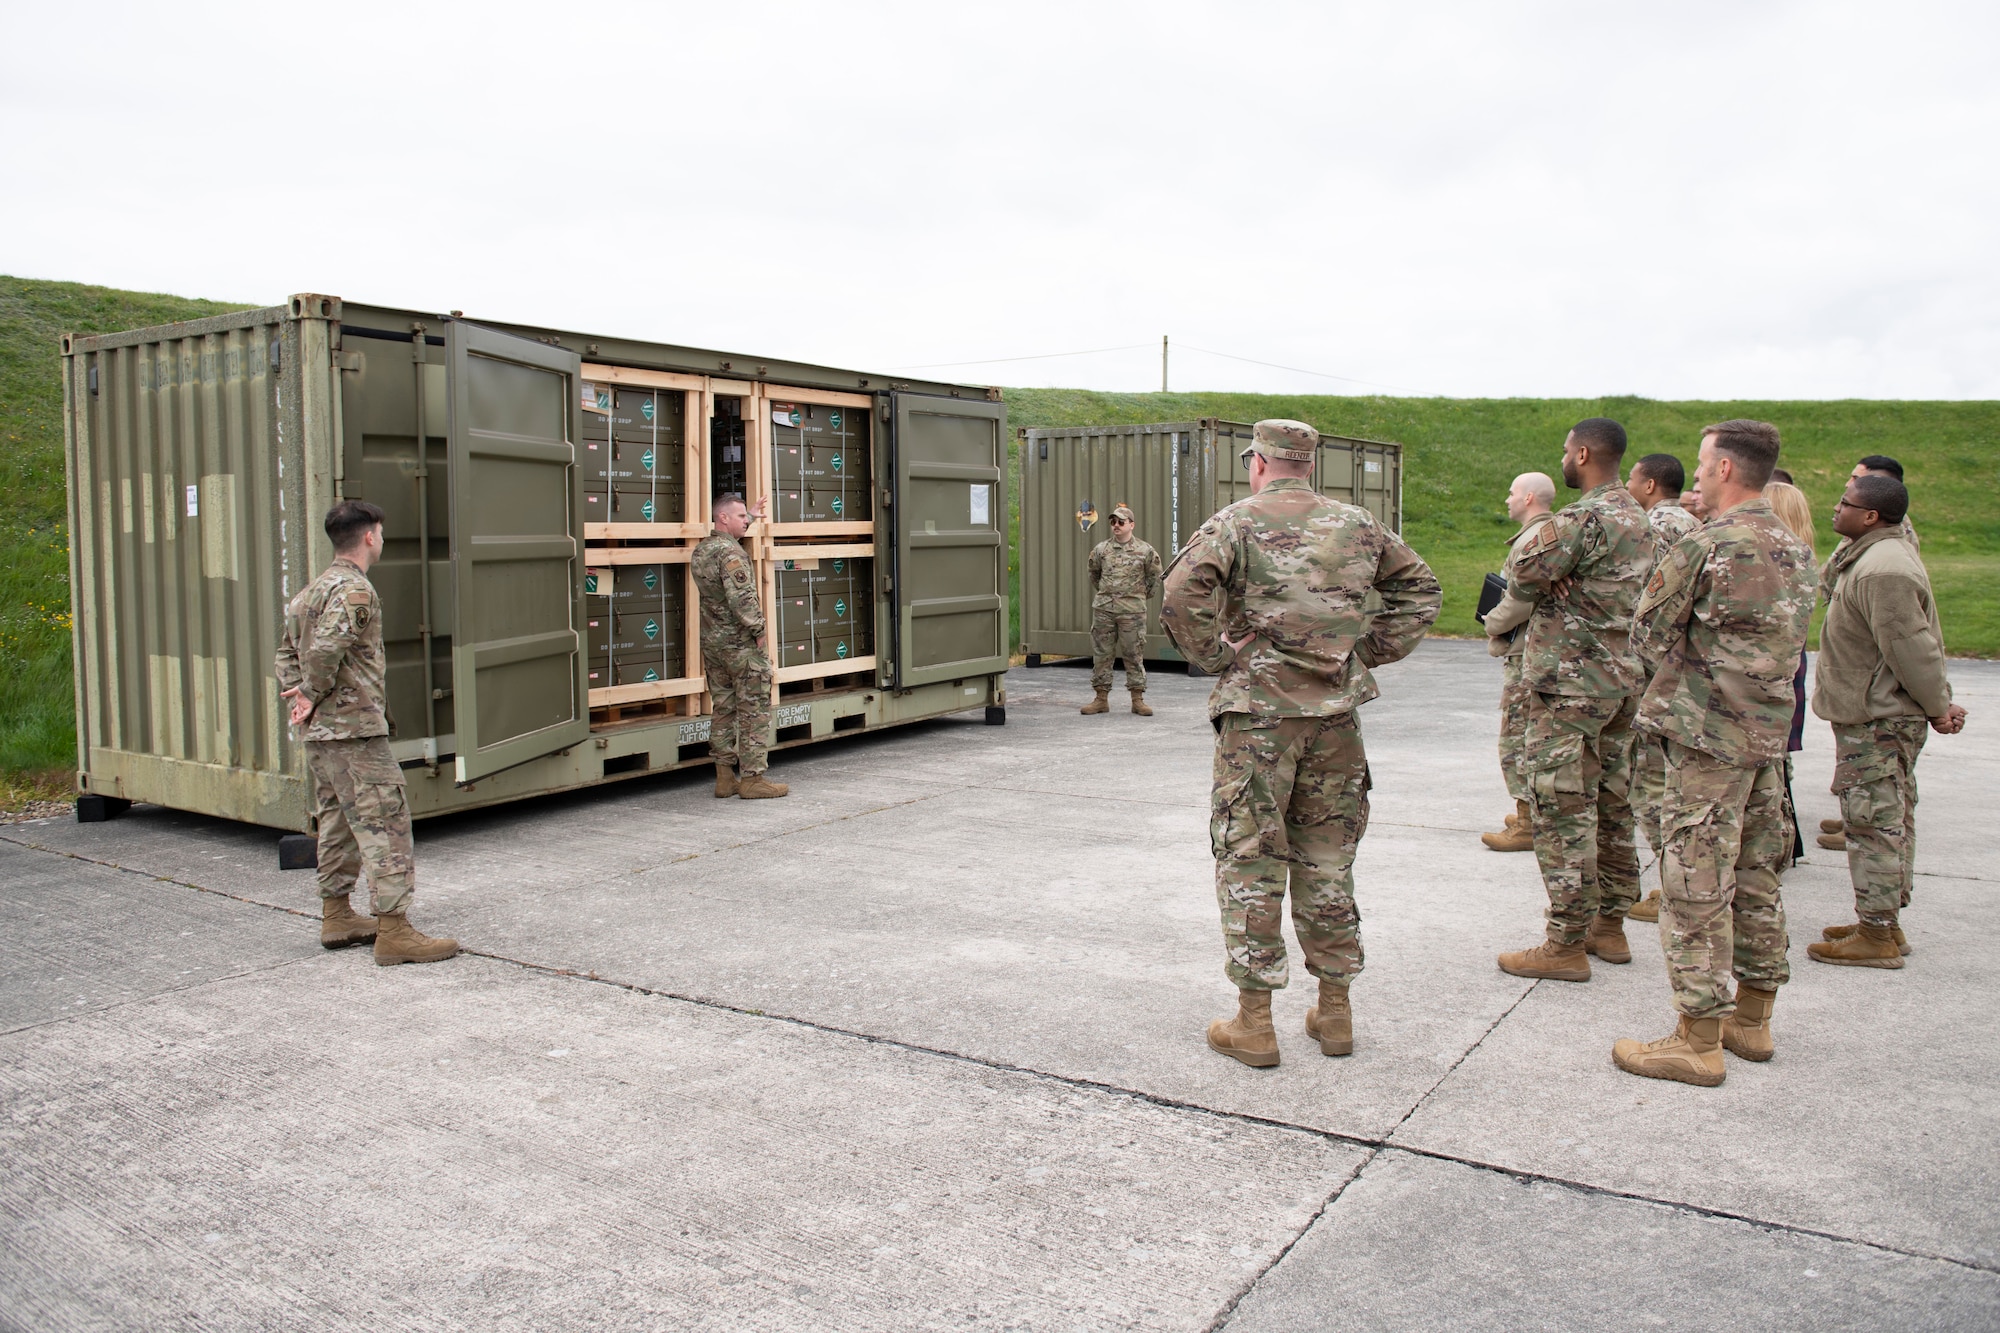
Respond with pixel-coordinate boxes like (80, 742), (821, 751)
(431, 687), (451, 700)
(880, 488), (892, 509)
(87, 364), (99, 396)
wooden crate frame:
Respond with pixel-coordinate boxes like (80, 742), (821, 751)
(582, 362), (712, 536)
(756, 382), (877, 539)
(583, 547), (706, 716)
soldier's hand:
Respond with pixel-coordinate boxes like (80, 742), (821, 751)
(1551, 577), (1575, 600)
(748, 495), (768, 521)
(1221, 629), (1257, 657)
(280, 686), (313, 728)
(1932, 705), (1968, 735)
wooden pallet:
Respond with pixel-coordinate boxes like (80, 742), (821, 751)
(778, 667), (873, 697)
(588, 695), (680, 727)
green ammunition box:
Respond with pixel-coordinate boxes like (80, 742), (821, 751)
(586, 611), (683, 659)
(585, 564), (687, 603)
(584, 486), (687, 524)
(582, 386), (688, 445)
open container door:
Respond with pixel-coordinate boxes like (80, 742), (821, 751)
(888, 393), (1009, 688)
(446, 322), (588, 784)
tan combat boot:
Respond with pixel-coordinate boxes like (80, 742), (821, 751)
(1497, 938), (1590, 982)
(1720, 985), (1777, 1062)
(738, 772), (790, 800)
(1612, 1015), (1726, 1086)
(1816, 830), (1846, 851)
(1303, 978), (1353, 1056)
(1628, 889), (1662, 923)
(1821, 921), (1911, 955)
(373, 913), (459, 966)
(1080, 692), (1110, 715)
(1583, 914), (1631, 964)
(713, 762), (738, 798)
(1130, 690), (1153, 717)
(1819, 818), (1845, 835)
(1207, 989), (1280, 1068)
(1808, 921), (1903, 968)
(1480, 800), (1535, 853)
(320, 893), (377, 950)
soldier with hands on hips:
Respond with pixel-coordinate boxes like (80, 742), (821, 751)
(1164, 419), (1440, 1068)
(277, 500), (458, 965)
(693, 492), (788, 800)
(1613, 420), (1816, 1085)
(1081, 504), (1164, 716)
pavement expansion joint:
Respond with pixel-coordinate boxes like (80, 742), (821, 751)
(0, 954), (312, 1040)
(9, 829), (1995, 1282)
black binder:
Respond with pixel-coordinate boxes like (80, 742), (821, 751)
(1476, 572), (1508, 622)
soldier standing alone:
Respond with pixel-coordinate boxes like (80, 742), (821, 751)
(1081, 504), (1164, 716)
(693, 492), (788, 800)
(1624, 452), (1704, 924)
(1164, 420), (1440, 1067)
(1613, 420), (1816, 1085)
(276, 500), (458, 965)
(1495, 418), (1655, 981)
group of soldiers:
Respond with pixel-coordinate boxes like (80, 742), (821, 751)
(280, 420), (1963, 1091)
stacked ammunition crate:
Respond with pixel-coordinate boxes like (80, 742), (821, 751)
(580, 369), (708, 721)
(579, 371), (882, 722)
(756, 389), (880, 693)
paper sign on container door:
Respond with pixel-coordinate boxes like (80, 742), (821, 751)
(970, 483), (989, 526)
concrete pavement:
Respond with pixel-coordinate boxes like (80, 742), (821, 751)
(3, 641), (1995, 1329)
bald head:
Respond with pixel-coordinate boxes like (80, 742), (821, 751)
(1507, 472), (1555, 525)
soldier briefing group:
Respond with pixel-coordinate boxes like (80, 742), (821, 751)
(280, 416), (1964, 1087)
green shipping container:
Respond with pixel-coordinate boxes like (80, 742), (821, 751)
(60, 294), (1009, 841)
(1017, 420), (1402, 665)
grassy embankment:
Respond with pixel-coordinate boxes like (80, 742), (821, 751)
(0, 277), (255, 800)
(1001, 389), (1999, 657)
(2, 273), (1994, 789)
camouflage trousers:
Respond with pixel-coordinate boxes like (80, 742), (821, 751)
(1831, 717), (1929, 923)
(1632, 733), (1669, 858)
(1658, 741), (1791, 1019)
(705, 635), (774, 776)
(306, 737), (414, 916)
(1497, 653), (1533, 802)
(1210, 711), (1371, 990)
(1090, 610), (1147, 693)
(1523, 691), (1641, 943)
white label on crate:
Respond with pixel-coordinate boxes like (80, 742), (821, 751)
(1365, 460), (1381, 473)
(775, 703), (812, 728)
(678, 719), (712, 744)
(185, 484), (199, 517)
(773, 406), (801, 428)
(970, 483), (989, 526)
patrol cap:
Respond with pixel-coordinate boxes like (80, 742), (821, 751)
(1112, 504), (1135, 523)
(1242, 419), (1320, 462)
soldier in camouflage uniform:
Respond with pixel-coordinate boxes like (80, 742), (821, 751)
(1478, 472), (1556, 852)
(1623, 452), (1705, 923)
(1082, 504), (1166, 717)
(693, 493), (787, 799)
(1807, 472), (1964, 967)
(1163, 420), (1440, 1067)
(1612, 420), (1816, 1086)
(1495, 419), (1655, 982)
(276, 500), (458, 965)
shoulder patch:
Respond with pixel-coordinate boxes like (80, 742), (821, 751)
(1520, 521), (1563, 557)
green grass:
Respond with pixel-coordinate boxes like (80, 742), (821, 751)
(2, 274), (1994, 784)
(1001, 389), (2000, 656)
(0, 276), (256, 783)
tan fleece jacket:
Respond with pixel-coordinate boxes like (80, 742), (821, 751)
(1811, 526), (1952, 724)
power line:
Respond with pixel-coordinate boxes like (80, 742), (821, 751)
(1175, 344), (1431, 396)
(885, 342), (1152, 371)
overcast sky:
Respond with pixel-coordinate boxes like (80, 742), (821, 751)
(4, 2), (1994, 399)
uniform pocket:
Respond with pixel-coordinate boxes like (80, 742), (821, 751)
(1526, 731), (1585, 807)
(348, 740), (407, 788)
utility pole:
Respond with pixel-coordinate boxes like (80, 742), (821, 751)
(1161, 335), (1169, 393)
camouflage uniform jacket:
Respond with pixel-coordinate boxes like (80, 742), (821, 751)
(275, 557), (391, 741)
(1647, 500), (1702, 558)
(1088, 536), (1164, 614)
(691, 533), (764, 646)
(1812, 526), (1951, 724)
(1631, 497), (1817, 765)
(1162, 477), (1441, 719)
(1482, 511), (1556, 658)
(1506, 481), (1654, 697)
